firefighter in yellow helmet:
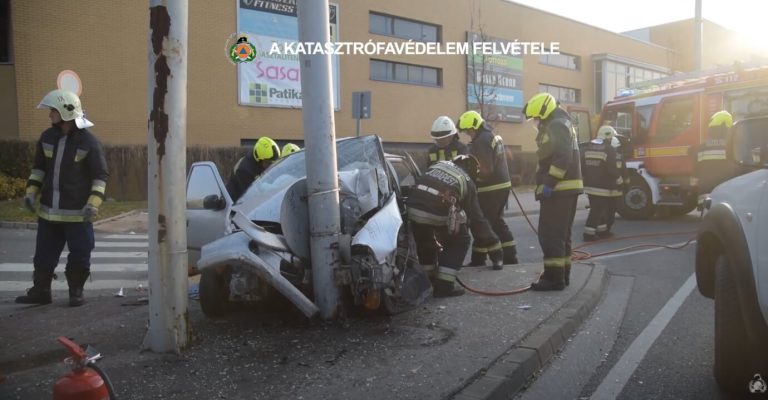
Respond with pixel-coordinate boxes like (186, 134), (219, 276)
(427, 116), (468, 167)
(523, 93), (583, 291)
(457, 110), (517, 268)
(693, 110), (734, 207)
(226, 136), (280, 202)
(581, 125), (623, 242)
(281, 142), (301, 158)
(16, 89), (109, 307)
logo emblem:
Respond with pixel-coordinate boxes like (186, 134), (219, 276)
(226, 34), (257, 64)
(749, 374), (767, 394)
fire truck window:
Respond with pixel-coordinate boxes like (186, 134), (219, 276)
(635, 105), (655, 145)
(656, 99), (693, 142)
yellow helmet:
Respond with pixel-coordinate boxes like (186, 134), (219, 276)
(281, 143), (301, 157)
(37, 89), (93, 128)
(458, 110), (484, 131)
(708, 110), (733, 128)
(253, 137), (280, 162)
(523, 92), (557, 120)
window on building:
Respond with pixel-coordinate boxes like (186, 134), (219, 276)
(370, 59), (441, 86)
(0, 0), (10, 63)
(539, 83), (581, 104)
(656, 98), (694, 143)
(539, 51), (580, 70)
(369, 12), (439, 42)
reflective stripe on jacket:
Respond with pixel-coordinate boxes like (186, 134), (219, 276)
(469, 125), (512, 193)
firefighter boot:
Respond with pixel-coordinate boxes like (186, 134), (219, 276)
(490, 249), (504, 271)
(15, 270), (53, 305)
(531, 267), (565, 291)
(432, 278), (465, 297)
(65, 269), (90, 307)
(503, 246), (519, 265)
(469, 251), (487, 267)
(565, 264), (571, 286)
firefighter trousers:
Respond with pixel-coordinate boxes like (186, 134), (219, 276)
(32, 219), (95, 275)
(472, 188), (517, 264)
(539, 195), (578, 275)
(584, 195), (618, 237)
(411, 221), (469, 284)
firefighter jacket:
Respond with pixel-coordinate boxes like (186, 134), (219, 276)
(427, 137), (468, 167)
(226, 155), (269, 202)
(581, 139), (622, 197)
(406, 161), (499, 245)
(468, 125), (512, 194)
(693, 138), (736, 192)
(535, 107), (583, 200)
(27, 127), (109, 222)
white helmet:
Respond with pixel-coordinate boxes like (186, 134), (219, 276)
(610, 136), (621, 148)
(430, 116), (458, 140)
(37, 89), (93, 129)
(596, 125), (617, 140)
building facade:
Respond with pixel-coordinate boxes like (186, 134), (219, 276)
(0, 0), (760, 152)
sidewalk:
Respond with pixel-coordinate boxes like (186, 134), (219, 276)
(0, 203), (605, 400)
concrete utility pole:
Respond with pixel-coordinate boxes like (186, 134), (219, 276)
(694, 0), (703, 71)
(144, 0), (189, 353)
(297, 0), (342, 319)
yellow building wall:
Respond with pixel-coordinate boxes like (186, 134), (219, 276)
(11, 0), (674, 152)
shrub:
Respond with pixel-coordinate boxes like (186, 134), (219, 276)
(0, 173), (26, 200)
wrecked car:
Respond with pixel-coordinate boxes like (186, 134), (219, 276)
(185, 135), (431, 318)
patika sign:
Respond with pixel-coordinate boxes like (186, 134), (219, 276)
(237, 0), (340, 108)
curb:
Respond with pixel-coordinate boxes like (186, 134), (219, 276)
(0, 209), (144, 231)
(452, 263), (608, 400)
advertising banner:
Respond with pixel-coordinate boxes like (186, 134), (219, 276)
(237, 0), (340, 108)
(466, 32), (524, 123)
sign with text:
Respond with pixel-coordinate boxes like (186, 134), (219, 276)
(237, 0), (340, 109)
(466, 32), (524, 123)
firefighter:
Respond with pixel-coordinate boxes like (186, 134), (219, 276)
(523, 93), (583, 291)
(281, 142), (301, 158)
(226, 136), (281, 202)
(406, 155), (503, 297)
(427, 116), (468, 167)
(16, 89), (109, 307)
(581, 125), (623, 241)
(693, 110), (734, 206)
(457, 110), (518, 267)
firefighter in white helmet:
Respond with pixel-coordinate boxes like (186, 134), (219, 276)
(16, 89), (108, 307)
(581, 125), (623, 241)
(427, 116), (468, 167)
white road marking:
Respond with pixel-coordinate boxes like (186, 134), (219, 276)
(591, 273), (697, 399)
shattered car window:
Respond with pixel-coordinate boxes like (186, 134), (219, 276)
(241, 135), (387, 200)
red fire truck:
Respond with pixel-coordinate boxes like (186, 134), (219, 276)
(599, 65), (768, 219)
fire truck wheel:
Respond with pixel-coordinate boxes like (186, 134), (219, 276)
(200, 267), (231, 318)
(617, 172), (655, 220)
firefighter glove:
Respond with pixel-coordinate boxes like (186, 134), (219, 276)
(542, 185), (553, 198)
(23, 194), (36, 213)
(82, 204), (98, 222)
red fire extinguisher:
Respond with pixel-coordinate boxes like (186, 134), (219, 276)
(53, 336), (116, 400)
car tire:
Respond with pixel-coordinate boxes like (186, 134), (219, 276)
(200, 267), (230, 318)
(617, 172), (655, 220)
(714, 255), (754, 395)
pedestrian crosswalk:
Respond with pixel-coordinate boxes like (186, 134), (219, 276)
(0, 234), (149, 292)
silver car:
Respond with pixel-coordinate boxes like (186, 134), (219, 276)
(185, 135), (430, 318)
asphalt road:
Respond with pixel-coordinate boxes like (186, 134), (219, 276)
(507, 205), (731, 400)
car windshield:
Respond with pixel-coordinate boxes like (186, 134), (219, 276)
(240, 135), (387, 200)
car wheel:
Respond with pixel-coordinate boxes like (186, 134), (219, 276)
(617, 172), (655, 220)
(200, 267), (230, 318)
(714, 255), (754, 394)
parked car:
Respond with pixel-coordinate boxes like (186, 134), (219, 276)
(185, 135), (429, 318)
(695, 116), (768, 395)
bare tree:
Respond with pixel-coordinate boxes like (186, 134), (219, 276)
(467, 0), (498, 122)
